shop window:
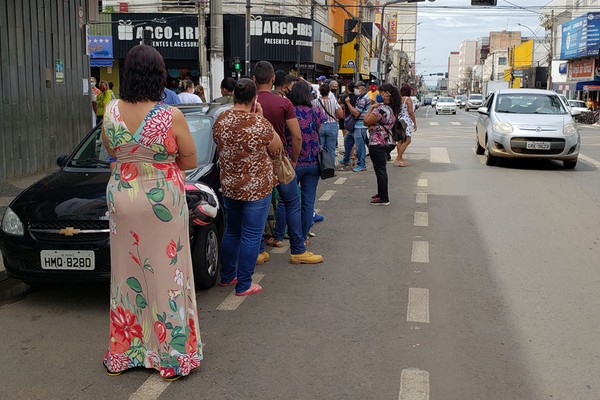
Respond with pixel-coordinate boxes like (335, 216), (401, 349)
(498, 57), (507, 65)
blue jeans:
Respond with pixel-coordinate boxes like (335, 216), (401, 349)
(354, 126), (368, 168)
(320, 122), (338, 166)
(342, 129), (355, 164)
(272, 164), (320, 242)
(221, 194), (272, 293)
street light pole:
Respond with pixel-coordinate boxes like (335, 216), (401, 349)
(377, 1), (430, 83)
(516, 21), (552, 90)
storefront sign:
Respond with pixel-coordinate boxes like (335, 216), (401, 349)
(55, 59), (64, 84)
(111, 13), (200, 59)
(88, 36), (113, 59)
(561, 13), (600, 59)
(569, 58), (596, 80)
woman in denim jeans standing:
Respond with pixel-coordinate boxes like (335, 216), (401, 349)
(270, 82), (326, 246)
(313, 83), (343, 165)
(212, 79), (283, 296)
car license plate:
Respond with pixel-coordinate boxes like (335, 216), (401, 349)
(40, 250), (95, 270)
(526, 141), (551, 150)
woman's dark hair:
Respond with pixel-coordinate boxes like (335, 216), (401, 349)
(379, 83), (401, 115)
(233, 78), (257, 105)
(346, 82), (355, 92)
(319, 83), (331, 97)
(400, 83), (412, 97)
(287, 81), (313, 107)
(120, 45), (166, 103)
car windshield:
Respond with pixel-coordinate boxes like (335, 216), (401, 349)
(569, 100), (587, 108)
(470, 95), (483, 100)
(438, 97), (454, 103)
(68, 115), (214, 169)
(186, 115), (214, 166)
(68, 125), (111, 168)
(495, 94), (567, 114)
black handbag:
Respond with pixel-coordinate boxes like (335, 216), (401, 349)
(318, 148), (335, 179)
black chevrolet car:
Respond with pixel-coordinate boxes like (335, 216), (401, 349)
(0, 103), (229, 289)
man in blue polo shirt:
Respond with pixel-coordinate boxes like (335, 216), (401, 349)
(344, 81), (371, 172)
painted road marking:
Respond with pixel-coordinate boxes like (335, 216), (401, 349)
(407, 288), (430, 323)
(411, 241), (429, 263)
(399, 368), (430, 400)
(417, 179), (428, 187)
(129, 374), (170, 400)
(216, 273), (265, 311)
(334, 177), (347, 185)
(451, 121), (461, 125)
(430, 147), (451, 163)
(414, 212), (429, 227)
(416, 193), (428, 204)
(319, 190), (336, 201)
(579, 153), (600, 168)
(429, 122), (439, 126)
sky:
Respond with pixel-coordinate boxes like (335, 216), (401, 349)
(414, 0), (552, 84)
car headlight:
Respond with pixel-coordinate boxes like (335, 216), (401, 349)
(493, 122), (514, 134)
(563, 123), (577, 135)
(1, 207), (24, 236)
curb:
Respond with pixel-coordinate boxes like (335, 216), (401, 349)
(0, 271), (29, 301)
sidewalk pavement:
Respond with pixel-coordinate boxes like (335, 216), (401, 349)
(0, 169), (56, 292)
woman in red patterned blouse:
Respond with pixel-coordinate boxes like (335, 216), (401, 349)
(212, 78), (283, 296)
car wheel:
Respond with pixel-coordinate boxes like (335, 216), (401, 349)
(453, 111), (456, 115)
(475, 135), (485, 155)
(192, 222), (220, 290)
(435, 110), (438, 115)
(563, 159), (577, 169)
(484, 139), (498, 166)
(465, 108), (469, 112)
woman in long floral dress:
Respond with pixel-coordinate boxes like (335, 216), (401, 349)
(101, 44), (201, 381)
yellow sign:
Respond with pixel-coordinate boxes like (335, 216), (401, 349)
(338, 37), (370, 76)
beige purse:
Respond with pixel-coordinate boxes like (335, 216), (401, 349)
(271, 150), (295, 185)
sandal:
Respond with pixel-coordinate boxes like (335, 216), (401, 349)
(235, 283), (263, 296)
(219, 277), (238, 287)
(266, 237), (284, 248)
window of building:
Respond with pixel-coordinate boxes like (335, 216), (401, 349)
(498, 57), (507, 65)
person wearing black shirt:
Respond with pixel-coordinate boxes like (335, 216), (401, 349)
(339, 82), (357, 167)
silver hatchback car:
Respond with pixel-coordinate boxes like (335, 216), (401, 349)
(475, 89), (580, 169)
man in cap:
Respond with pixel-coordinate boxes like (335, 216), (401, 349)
(344, 81), (371, 172)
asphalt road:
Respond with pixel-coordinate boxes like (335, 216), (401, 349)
(1, 107), (600, 399)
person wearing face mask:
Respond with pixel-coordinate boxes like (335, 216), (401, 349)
(344, 81), (371, 172)
(282, 75), (299, 98)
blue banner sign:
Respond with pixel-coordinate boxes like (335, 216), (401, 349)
(88, 35), (113, 59)
(561, 13), (600, 59)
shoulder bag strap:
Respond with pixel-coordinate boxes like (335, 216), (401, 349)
(319, 99), (336, 121)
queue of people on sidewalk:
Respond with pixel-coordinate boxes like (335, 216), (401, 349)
(101, 45), (419, 380)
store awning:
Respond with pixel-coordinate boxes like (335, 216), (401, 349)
(576, 80), (600, 91)
(90, 59), (113, 67)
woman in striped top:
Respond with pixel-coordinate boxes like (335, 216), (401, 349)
(312, 83), (344, 166)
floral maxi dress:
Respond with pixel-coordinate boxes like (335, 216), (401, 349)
(103, 100), (202, 378)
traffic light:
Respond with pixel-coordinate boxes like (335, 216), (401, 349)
(344, 19), (359, 43)
(233, 57), (242, 72)
(471, 0), (497, 5)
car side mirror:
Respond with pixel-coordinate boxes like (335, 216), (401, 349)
(57, 155), (69, 168)
(571, 108), (581, 116)
(478, 107), (489, 115)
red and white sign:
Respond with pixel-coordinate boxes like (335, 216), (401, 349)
(119, 2), (129, 12)
(569, 58), (596, 80)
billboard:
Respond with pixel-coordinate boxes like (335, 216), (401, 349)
(560, 12), (600, 59)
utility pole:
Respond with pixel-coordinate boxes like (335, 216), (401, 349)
(197, 0), (209, 98)
(209, 0), (224, 101)
(547, 10), (554, 90)
(245, 0), (251, 77)
(354, 0), (363, 82)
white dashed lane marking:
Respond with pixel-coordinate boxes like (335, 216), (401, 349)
(414, 212), (428, 227)
(430, 147), (451, 163)
(578, 153), (600, 168)
(129, 374), (171, 400)
(411, 241), (429, 263)
(399, 368), (430, 400)
(451, 121), (461, 125)
(416, 193), (428, 204)
(407, 288), (430, 323)
(216, 273), (265, 311)
(417, 179), (428, 187)
(319, 190), (336, 201)
(334, 177), (347, 185)
(428, 122), (440, 126)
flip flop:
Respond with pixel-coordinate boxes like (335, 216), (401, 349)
(219, 277), (238, 287)
(235, 283), (263, 296)
(266, 237), (284, 248)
